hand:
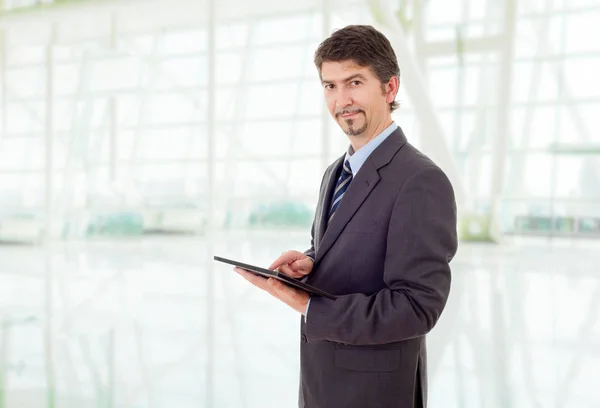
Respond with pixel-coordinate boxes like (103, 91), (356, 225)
(269, 250), (314, 279)
(233, 267), (310, 315)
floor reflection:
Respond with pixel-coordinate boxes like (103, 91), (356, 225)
(0, 233), (598, 407)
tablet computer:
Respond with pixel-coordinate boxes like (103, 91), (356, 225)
(213, 255), (337, 300)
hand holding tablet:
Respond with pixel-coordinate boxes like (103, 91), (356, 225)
(213, 255), (337, 300)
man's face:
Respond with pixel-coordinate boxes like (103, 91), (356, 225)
(320, 60), (392, 137)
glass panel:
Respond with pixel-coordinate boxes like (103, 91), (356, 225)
(254, 14), (320, 46)
(565, 11), (600, 53)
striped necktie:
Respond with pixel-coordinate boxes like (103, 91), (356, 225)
(328, 159), (352, 225)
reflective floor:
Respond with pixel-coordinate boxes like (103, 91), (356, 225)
(0, 232), (599, 407)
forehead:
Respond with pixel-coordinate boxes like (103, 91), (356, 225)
(320, 60), (376, 81)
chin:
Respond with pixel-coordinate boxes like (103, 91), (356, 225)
(340, 119), (365, 134)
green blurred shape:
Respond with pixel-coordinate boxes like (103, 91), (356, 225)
(515, 215), (552, 232)
(459, 213), (494, 242)
(86, 212), (143, 237)
(578, 217), (600, 233)
(248, 201), (313, 228)
(514, 215), (577, 234)
(554, 216), (575, 233)
(368, 0), (412, 31)
(549, 142), (600, 155)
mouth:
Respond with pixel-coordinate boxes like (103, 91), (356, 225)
(338, 111), (362, 119)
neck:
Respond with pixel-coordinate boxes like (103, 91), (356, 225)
(349, 118), (393, 152)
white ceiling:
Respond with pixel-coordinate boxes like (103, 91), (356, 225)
(0, 0), (365, 46)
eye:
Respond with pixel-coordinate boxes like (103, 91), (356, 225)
(350, 80), (362, 86)
(324, 84), (335, 90)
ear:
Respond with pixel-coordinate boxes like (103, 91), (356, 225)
(385, 76), (400, 104)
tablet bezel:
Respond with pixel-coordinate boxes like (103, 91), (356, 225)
(213, 255), (337, 300)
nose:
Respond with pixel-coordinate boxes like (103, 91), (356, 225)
(336, 88), (353, 109)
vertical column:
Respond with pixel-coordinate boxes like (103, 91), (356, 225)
(206, 0), (216, 406)
(45, 25), (57, 241)
(490, 3), (517, 406)
(320, 0), (331, 168)
(549, 3), (568, 238)
(107, 328), (116, 408)
(0, 318), (7, 408)
(0, 28), (6, 142)
(44, 254), (55, 408)
(44, 23), (58, 408)
(489, 0), (517, 240)
(109, 98), (117, 182)
(109, 13), (118, 183)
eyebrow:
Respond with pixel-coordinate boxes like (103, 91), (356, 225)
(321, 73), (367, 85)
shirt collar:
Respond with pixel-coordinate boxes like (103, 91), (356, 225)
(344, 121), (397, 177)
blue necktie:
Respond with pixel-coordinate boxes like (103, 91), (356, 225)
(328, 159), (352, 225)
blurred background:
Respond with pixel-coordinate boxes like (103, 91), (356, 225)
(0, 0), (599, 407)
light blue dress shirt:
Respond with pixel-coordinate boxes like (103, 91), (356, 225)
(344, 121), (398, 177)
(305, 121), (398, 320)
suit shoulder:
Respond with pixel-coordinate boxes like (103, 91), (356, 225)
(379, 142), (454, 202)
(392, 142), (446, 177)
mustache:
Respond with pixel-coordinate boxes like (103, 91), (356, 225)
(335, 109), (364, 118)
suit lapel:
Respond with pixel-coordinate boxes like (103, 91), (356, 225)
(316, 161), (380, 261)
(315, 127), (408, 262)
(316, 157), (344, 247)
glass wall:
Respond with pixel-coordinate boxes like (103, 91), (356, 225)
(0, 1), (599, 407)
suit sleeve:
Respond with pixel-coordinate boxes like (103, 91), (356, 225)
(303, 218), (316, 262)
(305, 166), (458, 345)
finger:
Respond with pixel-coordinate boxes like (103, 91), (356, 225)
(268, 252), (297, 270)
(266, 278), (308, 308)
(278, 264), (303, 278)
(234, 267), (270, 290)
(265, 277), (298, 300)
(268, 254), (291, 270)
(266, 277), (286, 292)
(291, 258), (311, 271)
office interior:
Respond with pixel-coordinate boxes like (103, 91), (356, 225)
(0, 0), (599, 407)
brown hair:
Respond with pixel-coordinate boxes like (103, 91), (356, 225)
(314, 25), (400, 112)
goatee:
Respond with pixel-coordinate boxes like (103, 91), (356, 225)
(342, 119), (368, 136)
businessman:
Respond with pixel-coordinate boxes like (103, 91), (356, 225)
(234, 25), (458, 408)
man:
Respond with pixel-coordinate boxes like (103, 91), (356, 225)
(234, 25), (458, 408)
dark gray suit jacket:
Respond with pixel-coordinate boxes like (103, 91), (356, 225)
(299, 126), (458, 408)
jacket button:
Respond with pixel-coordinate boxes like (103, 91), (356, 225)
(302, 334), (307, 343)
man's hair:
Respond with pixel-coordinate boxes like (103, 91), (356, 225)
(314, 25), (401, 112)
